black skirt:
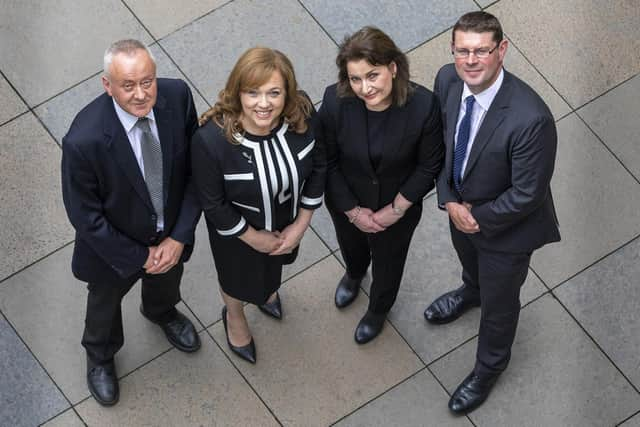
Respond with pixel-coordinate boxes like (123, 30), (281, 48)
(206, 200), (298, 305)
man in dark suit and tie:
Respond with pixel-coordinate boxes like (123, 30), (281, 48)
(61, 39), (201, 406)
(424, 12), (560, 413)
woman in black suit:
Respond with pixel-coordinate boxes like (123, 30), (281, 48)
(317, 27), (444, 344)
(191, 47), (325, 363)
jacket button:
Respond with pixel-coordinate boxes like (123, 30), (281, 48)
(372, 179), (378, 185)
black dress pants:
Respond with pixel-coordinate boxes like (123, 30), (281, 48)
(82, 263), (183, 365)
(328, 204), (422, 314)
(450, 222), (531, 376)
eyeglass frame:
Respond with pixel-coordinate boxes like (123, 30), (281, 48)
(451, 42), (501, 59)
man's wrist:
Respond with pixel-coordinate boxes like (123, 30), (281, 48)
(391, 200), (405, 216)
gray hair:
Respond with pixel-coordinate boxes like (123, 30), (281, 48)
(103, 39), (156, 76)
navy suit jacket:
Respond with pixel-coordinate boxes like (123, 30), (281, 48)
(434, 64), (560, 253)
(61, 78), (200, 283)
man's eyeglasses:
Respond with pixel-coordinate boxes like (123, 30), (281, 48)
(452, 44), (499, 59)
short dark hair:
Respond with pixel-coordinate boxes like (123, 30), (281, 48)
(452, 11), (503, 43)
(336, 26), (413, 107)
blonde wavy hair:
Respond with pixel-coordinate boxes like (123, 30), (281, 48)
(199, 47), (312, 143)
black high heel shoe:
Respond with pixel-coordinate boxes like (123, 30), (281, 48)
(221, 306), (256, 364)
(258, 292), (282, 319)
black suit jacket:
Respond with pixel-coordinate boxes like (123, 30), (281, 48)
(318, 83), (444, 212)
(434, 64), (560, 252)
(61, 78), (200, 283)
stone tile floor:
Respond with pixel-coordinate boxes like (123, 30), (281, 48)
(1, 0), (638, 425)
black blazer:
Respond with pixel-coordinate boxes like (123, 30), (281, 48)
(317, 83), (444, 212)
(191, 119), (325, 238)
(61, 78), (200, 283)
(434, 64), (560, 252)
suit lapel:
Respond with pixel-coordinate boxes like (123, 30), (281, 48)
(153, 94), (174, 205)
(104, 100), (154, 210)
(461, 73), (511, 181)
(444, 80), (463, 184)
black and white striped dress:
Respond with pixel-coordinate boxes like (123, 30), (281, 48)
(191, 119), (324, 305)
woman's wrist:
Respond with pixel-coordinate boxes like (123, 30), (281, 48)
(346, 206), (362, 223)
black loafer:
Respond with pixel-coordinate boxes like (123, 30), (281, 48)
(222, 306), (256, 364)
(141, 306), (201, 353)
(354, 310), (386, 344)
(335, 274), (363, 308)
(449, 371), (499, 414)
(259, 292), (282, 319)
(424, 285), (480, 324)
(87, 360), (119, 406)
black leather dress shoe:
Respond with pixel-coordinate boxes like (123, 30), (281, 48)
(335, 274), (363, 308)
(141, 306), (201, 353)
(87, 360), (119, 406)
(448, 371), (499, 414)
(222, 306), (256, 364)
(424, 286), (480, 324)
(354, 310), (386, 344)
(259, 292), (282, 319)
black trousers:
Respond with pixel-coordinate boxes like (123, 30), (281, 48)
(82, 263), (183, 365)
(328, 204), (422, 314)
(450, 222), (531, 376)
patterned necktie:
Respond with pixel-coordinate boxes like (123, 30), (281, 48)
(137, 117), (164, 229)
(453, 95), (475, 192)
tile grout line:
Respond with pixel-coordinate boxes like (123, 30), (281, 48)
(295, 0), (340, 48)
(0, 240), (74, 287)
(546, 290), (640, 395)
(0, 309), (79, 423)
(617, 409), (640, 426)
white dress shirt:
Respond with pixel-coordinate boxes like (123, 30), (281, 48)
(112, 99), (164, 230)
(454, 68), (504, 178)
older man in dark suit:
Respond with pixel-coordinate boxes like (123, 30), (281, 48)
(425, 12), (560, 414)
(61, 39), (201, 406)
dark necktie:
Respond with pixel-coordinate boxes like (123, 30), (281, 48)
(137, 117), (164, 229)
(453, 95), (475, 192)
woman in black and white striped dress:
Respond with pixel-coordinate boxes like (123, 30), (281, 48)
(191, 47), (325, 363)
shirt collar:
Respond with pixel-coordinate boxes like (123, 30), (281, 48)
(461, 68), (504, 112)
(112, 98), (156, 134)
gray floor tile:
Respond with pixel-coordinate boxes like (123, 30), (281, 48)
(75, 332), (278, 426)
(578, 74), (640, 181)
(0, 245), (202, 404)
(0, 315), (69, 427)
(475, 0), (496, 7)
(554, 238), (640, 388)
(375, 198), (546, 364)
(159, 0), (337, 105)
(300, 0), (477, 52)
(334, 369), (472, 427)
(125, 0), (227, 39)
(621, 412), (640, 427)
(41, 409), (84, 427)
(0, 76), (27, 125)
(0, 113), (74, 281)
(310, 203), (340, 251)
(531, 114), (640, 287)
(181, 218), (331, 327)
(35, 44), (209, 145)
(488, 0), (640, 108)
(408, 31), (571, 119)
(430, 295), (640, 427)
(0, 1), (151, 107)
(209, 256), (424, 426)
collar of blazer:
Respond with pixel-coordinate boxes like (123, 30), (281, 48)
(342, 95), (410, 176)
(103, 91), (174, 209)
(445, 69), (512, 183)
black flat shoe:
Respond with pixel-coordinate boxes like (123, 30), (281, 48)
(448, 371), (499, 414)
(141, 306), (201, 352)
(335, 274), (363, 308)
(424, 285), (480, 324)
(354, 310), (386, 344)
(259, 292), (282, 319)
(222, 306), (256, 364)
(87, 359), (119, 406)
